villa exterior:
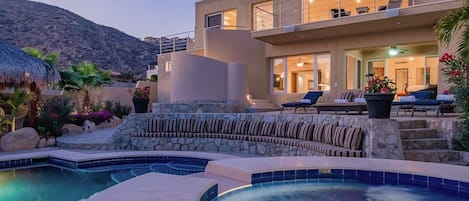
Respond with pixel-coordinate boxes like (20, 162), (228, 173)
(156, 0), (464, 109)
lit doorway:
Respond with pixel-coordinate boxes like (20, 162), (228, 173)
(395, 68), (408, 95)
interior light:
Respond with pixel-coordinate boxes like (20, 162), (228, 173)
(309, 0), (313, 3)
(388, 46), (398, 56)
(224, 16), (229, 20)
(356, 0), (361, 2)
(296, 59), (304, 67)
(280, 73), (284, 78)
(409, 57), (415, 61)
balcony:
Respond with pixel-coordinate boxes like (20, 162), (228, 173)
(252, 0), (463, 45)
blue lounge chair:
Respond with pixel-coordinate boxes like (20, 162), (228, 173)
(281, 91), (323, 113)
(393, 90), (454, 117)
(392, 90), (434, 116)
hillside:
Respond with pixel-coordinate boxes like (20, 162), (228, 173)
(0, 0), (158, 78)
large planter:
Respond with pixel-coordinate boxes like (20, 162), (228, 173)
(132, 99), (149, 113)
(364, 93), (395, 119)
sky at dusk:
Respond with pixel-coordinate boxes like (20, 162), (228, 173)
(33, 0), (198, 39)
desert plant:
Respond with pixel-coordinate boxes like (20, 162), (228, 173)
(8, 87), (32, 131)
(111, 101), (131, 119)
(0, 116), (11, 136)
(37, 96), (73, 137)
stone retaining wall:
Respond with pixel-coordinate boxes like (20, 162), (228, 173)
(152, 103), (239, 113)
(109, 113), (405, 159)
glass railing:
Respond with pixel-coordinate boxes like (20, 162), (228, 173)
(253, 0), (452, 31)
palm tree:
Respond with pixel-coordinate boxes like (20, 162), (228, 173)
(8, 87), (31, 131)
(23, 48), (60, 128)
(58, 61), (111, 113)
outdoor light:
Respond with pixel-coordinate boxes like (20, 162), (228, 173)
(296, 59), (304, 67)
(365, 73), (374, 82)
(388, 46), (398, 56)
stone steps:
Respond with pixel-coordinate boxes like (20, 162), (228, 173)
(402, 138), (449, 150)
(404, 149), (461, 163)
(400, 128), (438, 139)
(398, 120), (427, 129)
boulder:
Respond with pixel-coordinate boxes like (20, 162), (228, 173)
(46, 137), (56, 147)
(37, 138), (46, 148)
(83, 120), (96, 133)
(0, 127), (39, 152)
(110, 116), (122, 127)
(62, 124), (83, 135)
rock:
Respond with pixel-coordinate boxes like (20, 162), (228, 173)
(37, 138), (46, 148)
(110, 116), (122, 127)
(46, 137), (56, 147)
(1, 127), (40, 152)
(62, 124), (83, 135)
(83, 120), (96, 133)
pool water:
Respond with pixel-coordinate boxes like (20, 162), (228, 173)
(0, 161), (206, 201)
(215, 179), (468, 201)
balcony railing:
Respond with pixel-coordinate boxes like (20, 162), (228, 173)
(158, 31), (195, 54)
(253, 0), (454, 31)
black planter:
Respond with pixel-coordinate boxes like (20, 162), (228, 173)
(132, 99), (149, 113)
(364, 93), (395, 119)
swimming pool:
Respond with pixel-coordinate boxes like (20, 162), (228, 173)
(215, 178), (468, 201)
(0, 156), (208, 201)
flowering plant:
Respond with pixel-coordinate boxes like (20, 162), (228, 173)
(440, 53), (467, 87)
(365, 76), (397, 94)
(128, 87), (150, 100)
(37, 96), (73, 137)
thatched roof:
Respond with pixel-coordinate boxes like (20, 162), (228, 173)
(0, 39), (60, 88)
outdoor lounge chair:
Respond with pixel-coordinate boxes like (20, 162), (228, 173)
(392, 90), (452, 117)
(281, 91), (323, 113)
(315, 90), (367, 115)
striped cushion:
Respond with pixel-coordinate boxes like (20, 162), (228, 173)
(220, 120), (236, 134)
(298, 123), (315, 140)
(312, 124), (324, 142)
(178, 119), (194, 132)
(274, 121), (288, 137)
(247, 120), (263, 135)
(259, 122), (275, 136)
(344, 127), (362, 150)
(332, 126), (347, 147)
(339, 91), (353, 102)
(192, 119), (206, 133)
(206, 119), (223, 133)
(163, 119), (178, 132)
(323, 124), (336, 144)
(286, 122), (302, 139)
(233, 120), (249, 134)
(147, 119), (163, 132)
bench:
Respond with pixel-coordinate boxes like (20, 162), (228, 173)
(131, 118), (365, 157)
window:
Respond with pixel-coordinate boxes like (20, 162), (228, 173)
(346, 55), (362, 90)
(271, 53), (330, 94)
(205, 9), (237, 29)
(165, 61), (172, 72)
(253, 1), (274, 31)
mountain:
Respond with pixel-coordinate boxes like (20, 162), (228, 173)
(0, 0), (158, 78)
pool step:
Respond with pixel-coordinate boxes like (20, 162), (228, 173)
(110, 170), (135, 183)
(404, 149), (460, 162)
(400, 128), (438, 139)
(402, 138), (449, 150)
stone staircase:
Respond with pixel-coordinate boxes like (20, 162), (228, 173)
(399, 120), (465, 165)
(245, 99), (281, 113)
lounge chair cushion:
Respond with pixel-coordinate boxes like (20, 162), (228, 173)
(207, 119), (223, 133)
(339, 91), (354, 102)
(274, 121), (288, 137)
(298, 122), (315, 141)
(334, 99), (349, 103)
(259, 122), (275, 136)
(220, 120), (236, 134)
(436, 94), (455, 101)
(410, 90), (433, 100)
(344, 127), (362, 150)
(312, 124), (325, 142)
(399, 96), (416, 102)
(353, 98), (366, 103)
(286, 121), (302, 139)
(192, 119), (206, 133)
(299, 99), (312, 104)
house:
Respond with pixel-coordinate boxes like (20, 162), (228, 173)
(156, 0), (463, 111)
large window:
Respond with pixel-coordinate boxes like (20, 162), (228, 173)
(346, 55), (362, 90)
(271, 53), (330, 94)
(205, 9), (237, 30)
(253, 1), (274, 31)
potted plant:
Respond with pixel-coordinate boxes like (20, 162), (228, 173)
(129, 86), (150, 113)
(364, 75), (397, 119)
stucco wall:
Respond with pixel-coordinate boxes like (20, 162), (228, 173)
(204, 29), (268, 99)
(157, 53), (172, 103)
(227, 63), (248, 109)
(170, 52), (227, 102)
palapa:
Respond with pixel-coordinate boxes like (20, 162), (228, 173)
(0, 39), (60, 88)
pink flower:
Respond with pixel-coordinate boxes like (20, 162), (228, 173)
(380, 88), (388, 93)
(49, 113), (59, 119)
(439, 53), (453, 62)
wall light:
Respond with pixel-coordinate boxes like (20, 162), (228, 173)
(356, 0), (361, 2)
(296, 59), (304, 67)
(309, 0), (313, 3)
(388, 46), (398, 56)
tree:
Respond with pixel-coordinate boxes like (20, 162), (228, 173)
(7, 87), (31, 131)
(57, 61), (111, 113)
(23, 48), (60, 128)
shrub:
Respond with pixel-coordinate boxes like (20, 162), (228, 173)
(71, 110), (113, 126)
(37, 96), (73, 137)
(111, 102), (131, 119)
